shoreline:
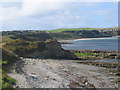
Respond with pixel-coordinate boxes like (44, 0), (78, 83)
(73, 37), (116, 41)
(58, 36), (118, 43)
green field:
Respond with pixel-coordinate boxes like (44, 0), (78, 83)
(48, 28), (101, 32)
(48, 27), (118, 33)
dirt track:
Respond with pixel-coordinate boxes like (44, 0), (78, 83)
(8, 58), (118, 88)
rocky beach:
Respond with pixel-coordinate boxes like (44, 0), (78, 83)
(8, 57), (118, 88)
(1, 28), (119, 88)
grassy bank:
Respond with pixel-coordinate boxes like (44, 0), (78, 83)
(1, 70), (16, 88)
(1, 49), (20, 88)
(49, 28), (101, 33)
(48, 27), (118, 33)
(74, 52), (102, 60)
(71, 50), (119, 60)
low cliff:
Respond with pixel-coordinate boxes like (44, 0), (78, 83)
(62, 30), (119, 38)
(3, 39), (77, 59)
(2, 29), (119, 41)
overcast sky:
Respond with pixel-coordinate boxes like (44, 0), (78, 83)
(0, 0), (118, 31)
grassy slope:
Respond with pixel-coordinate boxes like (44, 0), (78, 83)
(0, 36), (21, 88)
(74, 52), (102, 57)
(0, 29), (118, 88)
(1, 35), (49, 88)
(1, 71), (16, 88)
(1, 48), (19, 88)
(48, 32), (81, 40)
(0, 36), (14, 48)
(5, 32), (80, 41)
(48, 28), (100, 32)
(74, 52), (102, 60)
(2, 38), (48, 57)
(48, 27), (118, 33)
(10, 33), (52, 41)
(2, 36), (63, 57)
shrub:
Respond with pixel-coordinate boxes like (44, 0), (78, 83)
(2, 71), (16, 88)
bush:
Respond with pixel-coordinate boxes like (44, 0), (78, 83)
(1, 70), (16, 88)
(1, 49), (18, 88)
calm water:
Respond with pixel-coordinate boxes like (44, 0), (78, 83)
(61, 38), (119, 51)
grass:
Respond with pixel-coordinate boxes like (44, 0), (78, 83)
(0, 35), (14, 48)
(74, 52), (102, 57)
(48, 32), (81, 40)
(2, 48), (19, 65)
(0, 61), (8, 64)
(1, 70), (16, 88)
(49, 28), (101, 32)
(74, 52), (103, 60)
(1, 48), (19, 88)
(48, 27), (119, 33)
(2, 38), (57, 57)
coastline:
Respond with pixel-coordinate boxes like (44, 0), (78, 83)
(58, 36), (118, 43)
(73, 37), (115, 41)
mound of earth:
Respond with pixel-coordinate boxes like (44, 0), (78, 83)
(3, 39), (77, 59)
(23, 40), (77, 59)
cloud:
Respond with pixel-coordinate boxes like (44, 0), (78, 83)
(0, 6), (21, 20)
(1, 1), (118, 30)
(0, 0), (64, 21)
(0, 0), (118, 21)
(20, 0), (64, 16)
(76, 16), (80, 18)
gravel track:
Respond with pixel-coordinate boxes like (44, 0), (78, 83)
(8, 58), (118, 88)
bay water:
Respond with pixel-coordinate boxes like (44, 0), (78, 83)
(61, 38), (119, 51)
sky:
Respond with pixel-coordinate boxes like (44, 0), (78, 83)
(0, 0), (118, 31)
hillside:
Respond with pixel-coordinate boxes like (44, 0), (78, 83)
(1, 27), (119, 40)
(1, 48), (20, 88)
(48, 27), (119, 33)
(1, 34), (77, 88)
(48, 28), (101, 32)
(1, 28), (119, 88)
(9, 32), (80, 41)
(11, 32), (52, 41)
(62, 30), (118, 38)
(2, 37), (77, 59)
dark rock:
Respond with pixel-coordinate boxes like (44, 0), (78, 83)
(91, 50), (101, 53)
(108, 54), (117, 56)
(22, 40), (77, 59)
(115, 55), (120, 59)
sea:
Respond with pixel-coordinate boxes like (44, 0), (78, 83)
(61, 38), (119, 62)
(61, 38), (119, 51)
